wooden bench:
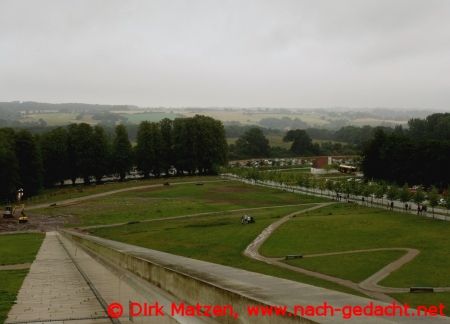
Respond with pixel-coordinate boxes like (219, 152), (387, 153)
(410, 287), (434, 293)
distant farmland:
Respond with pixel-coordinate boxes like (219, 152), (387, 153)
(120, 111), (184, 123)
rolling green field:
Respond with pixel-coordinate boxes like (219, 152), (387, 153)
(0, 233), (44, 265)
(36, 181), (326, 227)
(19, 112), (95, 126)
(90, 206), (363, 297)
(260, 203), (450, 312)
(10, 178), (450, 315)
(120, 111), (183, 123)
(0, 233), (44, 321)
(24, 176), (221, 207)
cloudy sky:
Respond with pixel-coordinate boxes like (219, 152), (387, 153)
(1, 0), (450, 109)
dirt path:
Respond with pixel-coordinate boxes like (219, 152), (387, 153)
(80, 202), (322, 230)
(0, 263), (31, 270)
(243, 203), (450, 302)
(242, 202), (393, 302)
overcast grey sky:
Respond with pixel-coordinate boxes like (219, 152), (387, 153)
(1, 0), (450, 109)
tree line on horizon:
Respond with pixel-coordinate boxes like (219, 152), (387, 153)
(228, 127), (357, 159)
(0, 115), (227, 202)
(362, 113), (450, 189)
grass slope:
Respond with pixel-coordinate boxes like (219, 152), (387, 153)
(259, 203), (450, 314)
(37, 181), (327, 227)
(24, 176), (221, 207)
(286, 250), (405, 283)
(90, 206), (365, 298)
(0, 233), (44, 321)
(0, 270), (28, 322)
(0, 233), (44, 265)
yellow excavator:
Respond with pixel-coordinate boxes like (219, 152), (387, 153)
(18, 205), (28, 223)
(2, 205), (15, 218)
(2, 204), (28, 223)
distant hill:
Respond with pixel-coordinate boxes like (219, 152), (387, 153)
(0, 101), (137, 114)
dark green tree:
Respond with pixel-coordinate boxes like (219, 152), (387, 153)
(399, 184), (412, 210)
(387, 186), (399, 207)
(136, 121), (163, 178)
(40, 127), (69, 187)
(283, 129), (316, 156)
(112, 124), (133, 181)
(67, 123), (96, 184)
(159, 118), (174, 176)
(235, 127), (270, 158)
(413, 189), (425, 209)
(14, 130), (43, 196)
(91, 125), (111, 183)
(173, 117), (196, 174)
(427, 187), (439, 218)
(0, 128), (20, 201)
(191, 115), (227, 174)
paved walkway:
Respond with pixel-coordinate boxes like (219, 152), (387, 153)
(6, 232), (110, 324)
(6, 232), (210, 324)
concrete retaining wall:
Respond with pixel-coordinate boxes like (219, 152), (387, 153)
(61, 230), (314, 324)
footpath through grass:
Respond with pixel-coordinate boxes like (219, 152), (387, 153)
(36, 181), (327, 227)
(90, 205), (365, 298)
(23, 176), (221, 207)
(260, 203), (450, 313)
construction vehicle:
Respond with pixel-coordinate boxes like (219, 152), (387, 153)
(3, 205), (15, 218)
(241, 215), (255, 224)
(17, 205), (28, 223)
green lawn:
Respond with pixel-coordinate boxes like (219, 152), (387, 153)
(0, 270), (28, 322)
(0, 233), (44, 265)
(36, 181), (327, 227)
(90, 206), (365, 297)
(259, 203), (450, 314)
(0, 233), (44, 321)
(392, 293), (449, 316)
(286, 250), (405, 283)
(24, 176), (221, 207)
(260, 204), (450, 287)
(277, 168), (311, 174)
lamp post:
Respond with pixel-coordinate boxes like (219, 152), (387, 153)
(17, 188), (24, 202)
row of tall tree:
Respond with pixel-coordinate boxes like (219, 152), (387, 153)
(228, 168), (449, 215)
(362, 113), (450, 188)
(0, 115), (227, 201)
